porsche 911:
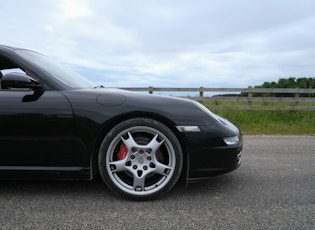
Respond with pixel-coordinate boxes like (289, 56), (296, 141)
(0, 45), (243, 200)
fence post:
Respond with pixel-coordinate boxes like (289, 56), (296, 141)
(295, 89), (299, 109)
(199, 87), (204, 103)
(149, 86), (153, 94)
(248, 86), (253, 110)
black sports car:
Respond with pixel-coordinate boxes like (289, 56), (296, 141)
(0, 45), (243, 200)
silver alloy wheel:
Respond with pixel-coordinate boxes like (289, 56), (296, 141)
(105, 126), (176, 196)
(99, 118), (183, 200)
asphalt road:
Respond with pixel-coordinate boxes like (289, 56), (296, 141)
(0, 136), (314, 230)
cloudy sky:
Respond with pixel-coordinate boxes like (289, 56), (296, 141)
(1, 0), (314, 88)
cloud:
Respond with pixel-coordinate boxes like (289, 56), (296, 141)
(59, 1), (92, 18)
(1, 0), (314, 88)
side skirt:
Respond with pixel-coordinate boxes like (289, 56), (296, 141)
(0, 166), (91, 181)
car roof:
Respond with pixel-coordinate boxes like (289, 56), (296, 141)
(0, 45), (37, 54)
(0, 45), (17, 51)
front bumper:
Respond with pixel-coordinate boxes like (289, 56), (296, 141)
(179, 121), (243, 180)
(188, 143), (243, 180)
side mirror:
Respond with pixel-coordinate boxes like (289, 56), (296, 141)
(1, 72), (42, 90)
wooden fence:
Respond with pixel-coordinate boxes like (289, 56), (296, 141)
(119, 87), (315, 111)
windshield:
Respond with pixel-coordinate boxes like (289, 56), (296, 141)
(15, 49), (95, 89)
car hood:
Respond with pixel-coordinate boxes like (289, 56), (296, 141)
(62, 87), (220, 126)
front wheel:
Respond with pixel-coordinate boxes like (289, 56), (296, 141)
(98, 118), (183, 200)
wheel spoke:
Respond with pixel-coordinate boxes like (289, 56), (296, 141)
(154, 161), (172, 176)
(133, 175), (146, 191)
(109, 160), (127, 172)
(147, 134), (164, 152)
(121, 132), (138, 149)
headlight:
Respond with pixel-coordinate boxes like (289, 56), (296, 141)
(193, 101), (219, 119)
(223, 136), (240, 145)
(193, 101), (239, 133)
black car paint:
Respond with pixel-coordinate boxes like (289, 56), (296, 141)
(0, 45), (242, 182)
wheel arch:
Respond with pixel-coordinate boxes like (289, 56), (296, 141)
(90, 111), (189, 181)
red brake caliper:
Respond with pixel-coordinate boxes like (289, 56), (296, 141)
(117, 143), (128, 160)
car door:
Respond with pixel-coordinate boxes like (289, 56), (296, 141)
(0, 83), (74, 167)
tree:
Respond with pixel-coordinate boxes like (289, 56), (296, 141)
(242, 77), (315, 97)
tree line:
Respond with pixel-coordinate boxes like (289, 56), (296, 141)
(243, 77), (315, 97)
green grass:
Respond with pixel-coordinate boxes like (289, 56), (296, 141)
(204, 100), (315, 107)
(202, 104), (315, 135)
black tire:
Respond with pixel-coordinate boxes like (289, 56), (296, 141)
(98, 117), (183, 200)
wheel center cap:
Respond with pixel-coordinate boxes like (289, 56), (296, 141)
(137, 157), (144, 164)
